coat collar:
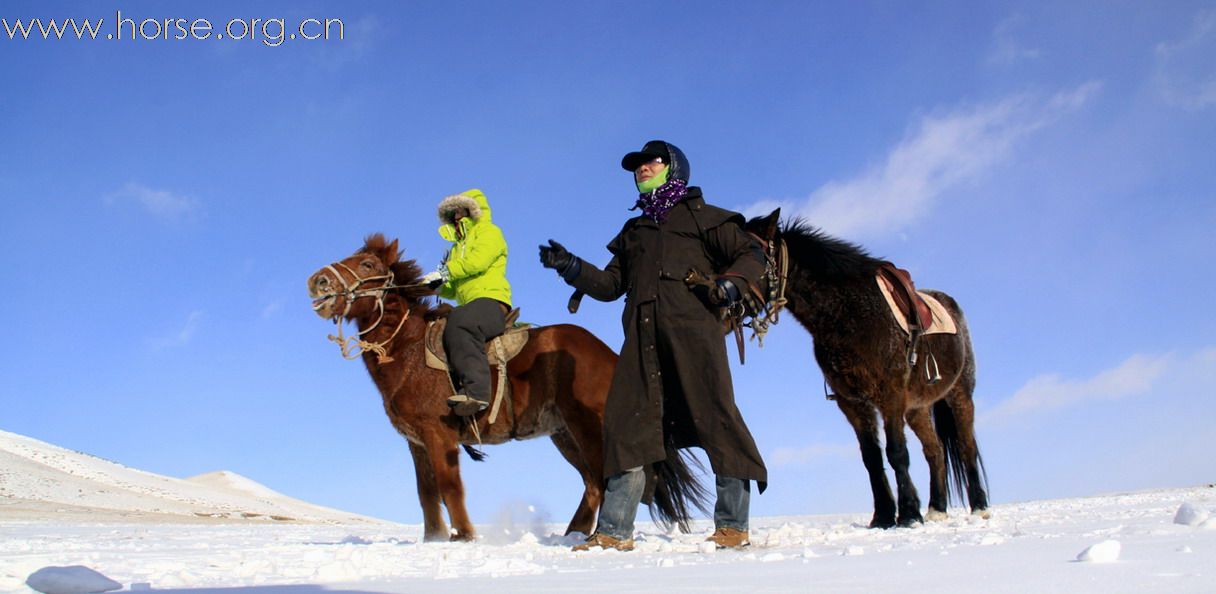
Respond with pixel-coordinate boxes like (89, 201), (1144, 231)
(632, 186), (705, 228)
(682, 187), (705, 211)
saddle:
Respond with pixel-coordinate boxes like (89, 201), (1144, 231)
(876, 263), (933, 334)
(424, 308), (530, 424)
(875, 262), (960, 336)
(875, 263), (956, 384)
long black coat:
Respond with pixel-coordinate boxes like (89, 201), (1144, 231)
(570, 188), (768, 487)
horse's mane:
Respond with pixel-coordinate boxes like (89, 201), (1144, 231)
(779, 218), (884, 280)
(360, 233), (451, 319)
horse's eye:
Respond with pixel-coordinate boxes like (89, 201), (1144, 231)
(361, 261), (374, 270)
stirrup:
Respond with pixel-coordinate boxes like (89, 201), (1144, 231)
(924, 352), (942, 385)
(447, 394), (488, 417)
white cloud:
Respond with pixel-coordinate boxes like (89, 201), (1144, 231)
(769, 443), (855, 467)
(105, 182), (200, 221)
(150, 310), (204, 350)
(981, 349), (1216, 424)
(988, 15), (1042, 66)
(743, 83), (1102, 240)
(1154, 10), (1216, 110)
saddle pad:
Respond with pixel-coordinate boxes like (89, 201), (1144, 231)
(424, 319), (532, 372)
(876, 276), (958, 336)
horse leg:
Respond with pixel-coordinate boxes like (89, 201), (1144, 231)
(407, 441), (450, 541)
(945, 383), (991, 517)
(835, 397), (896, 529)
(549, 429), (603, 536)
(423, 437), (476, 541)
(905, 406), (947, 521)
(880, 401), (923, 527)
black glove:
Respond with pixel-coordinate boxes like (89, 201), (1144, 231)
(695, 278), (741, 307)
(539, 239), (573, 270)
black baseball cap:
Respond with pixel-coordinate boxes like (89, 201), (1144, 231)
(620, 140), (670, 171)
(621, 140), (691, 182)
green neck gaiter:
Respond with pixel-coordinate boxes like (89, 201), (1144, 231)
(635, 165), (669, 193)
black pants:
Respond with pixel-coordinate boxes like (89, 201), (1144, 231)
(442, 297), (507, 403)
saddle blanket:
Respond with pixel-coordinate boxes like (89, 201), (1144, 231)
(423, 319), (531, 372)
(875, 276), (958, 336)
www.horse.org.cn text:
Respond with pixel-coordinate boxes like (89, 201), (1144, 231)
(2, 10), (345, 47)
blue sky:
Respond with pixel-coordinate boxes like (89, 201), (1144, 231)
(2, 1), (1214, 525)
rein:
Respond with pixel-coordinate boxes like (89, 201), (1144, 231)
(314, 261), (416, 364)
(745, 232), (789, 347)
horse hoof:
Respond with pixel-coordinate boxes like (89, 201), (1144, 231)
(897, 514), (924, 528)
(868, 517), (896, 529)
(972, 508), (992, 520)
(925, 509), (949, 522)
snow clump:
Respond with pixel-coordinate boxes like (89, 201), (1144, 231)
(1075, 539), (1121, 563)
(26, 566), (121, 594)
(1173, 502), (1210, 527)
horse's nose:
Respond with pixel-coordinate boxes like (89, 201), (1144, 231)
(309, 272), (331, 294)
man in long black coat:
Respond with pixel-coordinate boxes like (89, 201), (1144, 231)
(540, 140), (767, 551)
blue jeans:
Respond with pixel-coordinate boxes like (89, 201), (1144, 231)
(595, 468), (751, 539)
(714, 476), (750, 531)
(595, 467), (645, 540)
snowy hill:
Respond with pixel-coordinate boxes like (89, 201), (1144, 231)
(0, 429), (389, 525)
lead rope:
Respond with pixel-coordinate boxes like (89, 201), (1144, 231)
(327, 307), (410, 364)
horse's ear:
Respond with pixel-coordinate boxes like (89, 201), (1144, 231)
(763, 208), (781, 240)
(385, 238), (399, 264)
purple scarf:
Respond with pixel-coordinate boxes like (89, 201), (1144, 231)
(633, 178), (688, 223)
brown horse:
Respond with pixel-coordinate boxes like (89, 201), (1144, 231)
(307, 234), (617, 541)
(745, 210), (989, 528)
(308, 235), (707, 541)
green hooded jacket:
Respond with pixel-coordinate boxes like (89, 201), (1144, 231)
(436, 189), (512, 308)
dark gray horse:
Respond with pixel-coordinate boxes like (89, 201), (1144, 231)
(746, 210), (989, 527)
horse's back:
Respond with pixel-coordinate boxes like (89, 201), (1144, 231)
(524, 323), (617, 362)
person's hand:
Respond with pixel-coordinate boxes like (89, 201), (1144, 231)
(713, 278), (743, 306)
(690, 276), (739, 307)
(539, 239), (574, 271)
(421, 270), (446, 289)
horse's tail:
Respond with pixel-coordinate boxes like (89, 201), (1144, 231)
(646, 447), (712, 533)
(462, 444), (487, 462)
(931, 399), (988, 506)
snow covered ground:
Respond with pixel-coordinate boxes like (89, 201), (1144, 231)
(2, 429), (1215, 593)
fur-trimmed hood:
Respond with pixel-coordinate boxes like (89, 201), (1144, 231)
(437, 189), (490, 225)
